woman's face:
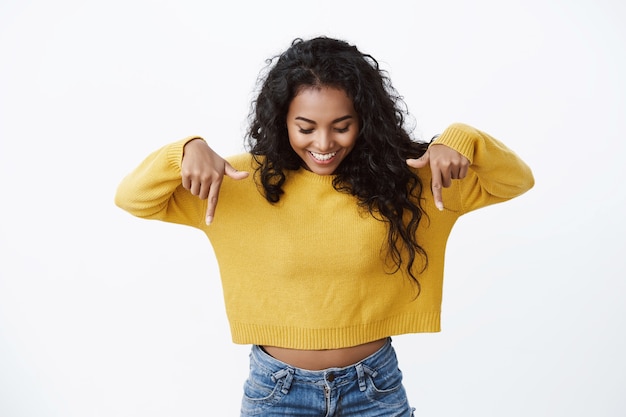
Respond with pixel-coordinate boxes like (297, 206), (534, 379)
(286, 86), (359, 175)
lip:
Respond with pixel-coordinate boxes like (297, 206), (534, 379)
(308, 150), (338, 165)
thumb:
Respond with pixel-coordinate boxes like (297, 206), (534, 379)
(406, 150), (430, 169)
(224, 162), (249, 180)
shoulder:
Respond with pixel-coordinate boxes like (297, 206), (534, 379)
(225, 153), (258, 172)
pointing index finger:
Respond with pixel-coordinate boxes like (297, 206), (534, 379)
(431, 168), (445, 211)
(205, 178), (223, 225)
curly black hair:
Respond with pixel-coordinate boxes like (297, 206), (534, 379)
(246, 36), (430, 292)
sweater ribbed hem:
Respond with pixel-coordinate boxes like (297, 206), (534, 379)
(228, 312), (441, 349)
(430, 123), (477, 164)
(167, 136), (202, 170)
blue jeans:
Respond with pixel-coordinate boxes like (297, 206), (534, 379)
(240, 338), (415, 416)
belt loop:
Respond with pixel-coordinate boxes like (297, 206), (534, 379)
(272, 368), (295, 395)
(355, 363), (367, 392)
(364, 365), (378, 379)
(282, 368), (294, 394)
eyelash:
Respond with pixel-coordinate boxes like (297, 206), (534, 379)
(298, 127), (350, 134)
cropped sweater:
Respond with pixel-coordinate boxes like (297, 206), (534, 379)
(115, 123), (534, 349)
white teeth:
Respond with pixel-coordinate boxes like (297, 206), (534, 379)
(310, 151), (337, 161)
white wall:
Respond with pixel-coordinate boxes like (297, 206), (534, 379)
(1, 0), (624, 416)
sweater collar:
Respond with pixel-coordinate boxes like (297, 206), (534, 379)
(287, 167), (337, 185)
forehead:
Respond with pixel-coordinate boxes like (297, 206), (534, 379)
(288, 87), (356, 119)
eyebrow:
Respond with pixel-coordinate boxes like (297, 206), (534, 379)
(295, 115), (353, 124)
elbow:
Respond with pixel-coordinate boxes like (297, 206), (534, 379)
(520, 165), (535, 195)
(526, 172), (536, 192)
(489, 168), (535, 200)
(114, 185), (146, 218)
(114, 188), (135, 215)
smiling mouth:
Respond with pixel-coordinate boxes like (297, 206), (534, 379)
(309, 151), (337, 161)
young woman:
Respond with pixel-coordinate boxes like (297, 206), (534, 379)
(115, 36), (534, 416)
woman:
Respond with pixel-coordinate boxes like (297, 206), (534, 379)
(115, 36), (534, 416)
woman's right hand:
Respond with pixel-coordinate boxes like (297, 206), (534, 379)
(181, 138), (249, 225)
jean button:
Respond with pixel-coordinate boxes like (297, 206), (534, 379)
(327, 372), (335, 382)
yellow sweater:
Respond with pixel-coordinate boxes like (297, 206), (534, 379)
(115, 123), (534, 349)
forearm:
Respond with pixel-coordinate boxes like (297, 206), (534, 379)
(114, 137), (206, 224)
(433, 123), (534, 210)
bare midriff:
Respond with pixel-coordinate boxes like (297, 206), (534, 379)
(262, 338), (388, 371)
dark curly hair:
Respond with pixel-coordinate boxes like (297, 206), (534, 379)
(245, 36), (430, 292)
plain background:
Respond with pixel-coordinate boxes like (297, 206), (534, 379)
(1, 0), (624, 416)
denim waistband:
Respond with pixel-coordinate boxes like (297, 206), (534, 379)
(249, 338), (396, 390)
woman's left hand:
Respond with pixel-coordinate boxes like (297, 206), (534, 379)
(406, 144), (470, 211)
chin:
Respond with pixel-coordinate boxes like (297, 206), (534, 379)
(308, 166), (337, 175)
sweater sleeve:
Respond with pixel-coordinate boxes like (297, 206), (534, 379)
(431, 123), (535, 214)
(114, 136), (208, 228)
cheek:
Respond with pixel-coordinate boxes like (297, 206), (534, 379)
(286, 126), (297, 147)
(343, 133), (359, 150)
(287, 132), (305, 153)
(287, 125), (313, 149)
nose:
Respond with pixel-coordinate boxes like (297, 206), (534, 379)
(315, 129), (334, 152)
